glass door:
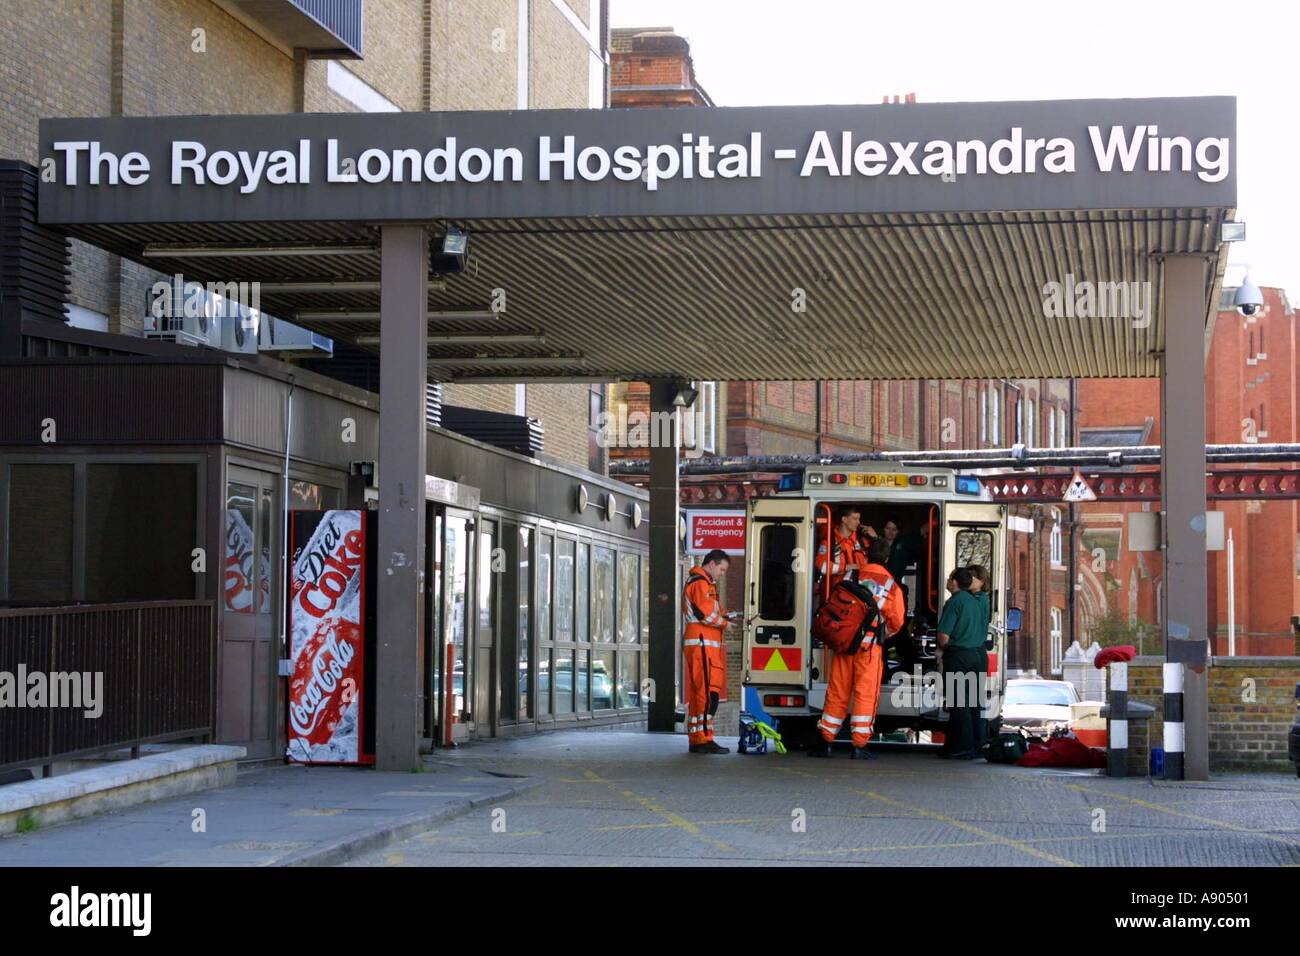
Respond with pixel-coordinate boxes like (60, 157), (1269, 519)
(430, 506), (475, 745)
(475, 520), (498, 737)
(219, 465), (280, 759)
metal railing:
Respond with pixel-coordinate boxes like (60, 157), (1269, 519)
(0, 601), (215, 774)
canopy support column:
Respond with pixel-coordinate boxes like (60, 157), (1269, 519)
(374, 224), (428, 771)
(1160, 254), (1210, 781)
(647, 379), (682, 733)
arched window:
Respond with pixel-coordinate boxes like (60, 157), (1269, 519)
(1050, 519), (1063, 567)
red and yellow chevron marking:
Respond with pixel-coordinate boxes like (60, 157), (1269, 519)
(751, 647), (802, 671)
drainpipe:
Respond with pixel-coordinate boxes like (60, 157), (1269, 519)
(814, 380), (822, 455)
(1067, 377), (1078, 656)
(279, 376), (295, 659)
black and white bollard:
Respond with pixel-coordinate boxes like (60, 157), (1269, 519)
(1163, 662), (1185, 781)
(1107, 661), (1128, 777)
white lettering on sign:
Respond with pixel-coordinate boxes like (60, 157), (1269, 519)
(687, 510), (746, 555)
(48, 124), (1230, 193)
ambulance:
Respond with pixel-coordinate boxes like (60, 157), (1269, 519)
(741, 462), (1013, 747)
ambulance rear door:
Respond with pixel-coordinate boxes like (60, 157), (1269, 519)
(941, 502), (1008, 716)
(742, 497), (813, 690)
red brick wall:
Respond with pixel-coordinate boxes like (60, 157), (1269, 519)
(1075, 288), (1298, 657)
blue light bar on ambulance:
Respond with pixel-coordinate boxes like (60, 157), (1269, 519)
(778, 472), (803, 492)
(955, 475), (983, 496)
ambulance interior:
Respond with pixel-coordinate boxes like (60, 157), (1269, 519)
(813, 501), (941, 682)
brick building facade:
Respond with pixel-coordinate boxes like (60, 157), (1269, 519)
(1074, 286), (1299, 658)
(0, 0), (604, 472)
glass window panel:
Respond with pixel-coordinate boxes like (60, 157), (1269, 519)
(617, 651), (637, 709)
(593, 546), (614, 643)
(592, 649), (614, 710)
(538, 534), (552, 644)
(448, 518), (469, 718)
(576, 542), (590, 642)
(499, 524), (516, 723)
(758, 524), (797, 621)
(83, 463), (198, 603)
(6, 464), (74, 604)
(518, 526), (531, 719)
(257, 485), (273, 616)
(554, 646), (574, 715)
(617, 552), (639, 644)
(555, 538), (575, 643)
(537, 534), (552, 717)
(641, 554), (649, 644)
(641, 650), (649, 711)
(478, 529), (495, 631)
(289, 480), (321, 510)
(576, 646), (590, 712)
(224, 480), (257, 613)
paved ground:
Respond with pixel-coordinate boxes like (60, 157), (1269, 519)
(347, 732), (1300, 867)
(0, 759), (536, 867)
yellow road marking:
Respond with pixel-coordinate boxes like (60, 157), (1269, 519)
(854, 789), (1079, 866)
(581, 769), (733, 854)
(1062, 783), (1300, 849)
(799, 829), (1169, 856)
(385, 853), (405, 866)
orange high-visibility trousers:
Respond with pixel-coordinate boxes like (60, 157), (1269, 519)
(817, 643), (884, 747)
(684, 636), (726, 745)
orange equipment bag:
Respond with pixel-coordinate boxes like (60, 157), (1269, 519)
(812, 575), (883, 655)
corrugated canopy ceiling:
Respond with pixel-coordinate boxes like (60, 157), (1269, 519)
(60, 205), (1231, 382)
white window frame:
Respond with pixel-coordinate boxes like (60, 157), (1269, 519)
(991, 386), (1002, 445)
(1050, 607), (1064, 675)
(1050, 518), (1064, 568)
(327, 61), (400, 113)
(979, 387), (988, 445)
(689, 380), (717, 454)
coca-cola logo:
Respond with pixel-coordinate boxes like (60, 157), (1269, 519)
(289, 628), (357, 738)
(297, 522), (365, 619)
(224, 509), (255, 610)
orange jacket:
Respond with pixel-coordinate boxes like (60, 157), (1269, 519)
(682, 565), (726, 644)
(816, 528), (868, 584)
(858, 562), (906, 637)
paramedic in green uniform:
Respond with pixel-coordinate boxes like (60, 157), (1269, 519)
(967, 564), (992, 637)
(937, 567), (987, 759)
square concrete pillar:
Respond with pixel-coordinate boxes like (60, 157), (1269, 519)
(374, 224), (428, 771)
(1160, 254), (1210, 781)
(647, 379), (681, 733)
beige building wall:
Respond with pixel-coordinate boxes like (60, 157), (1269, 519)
(1, 0), (604, 471)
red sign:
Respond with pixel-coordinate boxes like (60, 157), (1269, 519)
(686, 510), (746, 555)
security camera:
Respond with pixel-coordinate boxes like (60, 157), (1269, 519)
(1233, 276), (1264, 317)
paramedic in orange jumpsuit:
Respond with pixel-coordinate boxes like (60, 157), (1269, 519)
(682, 549), (739, 754)
(810, 537), (906, 760)
(815, 505), (869, 590)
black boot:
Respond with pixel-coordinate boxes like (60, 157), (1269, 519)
(851, 746), (875, 761)
(690, 741), (730, 754)
(806, 740), (832, 758)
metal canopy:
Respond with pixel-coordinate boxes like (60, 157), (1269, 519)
(54, 208), (1231, 382)
(38, 97), (1236, 382)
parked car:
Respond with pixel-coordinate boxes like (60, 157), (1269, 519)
(1000, 678), (1080, 736)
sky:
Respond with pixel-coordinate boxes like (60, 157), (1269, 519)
(610, 0), (1299, 300)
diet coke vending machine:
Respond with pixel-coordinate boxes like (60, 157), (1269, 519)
(286, 510), (377, 765)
